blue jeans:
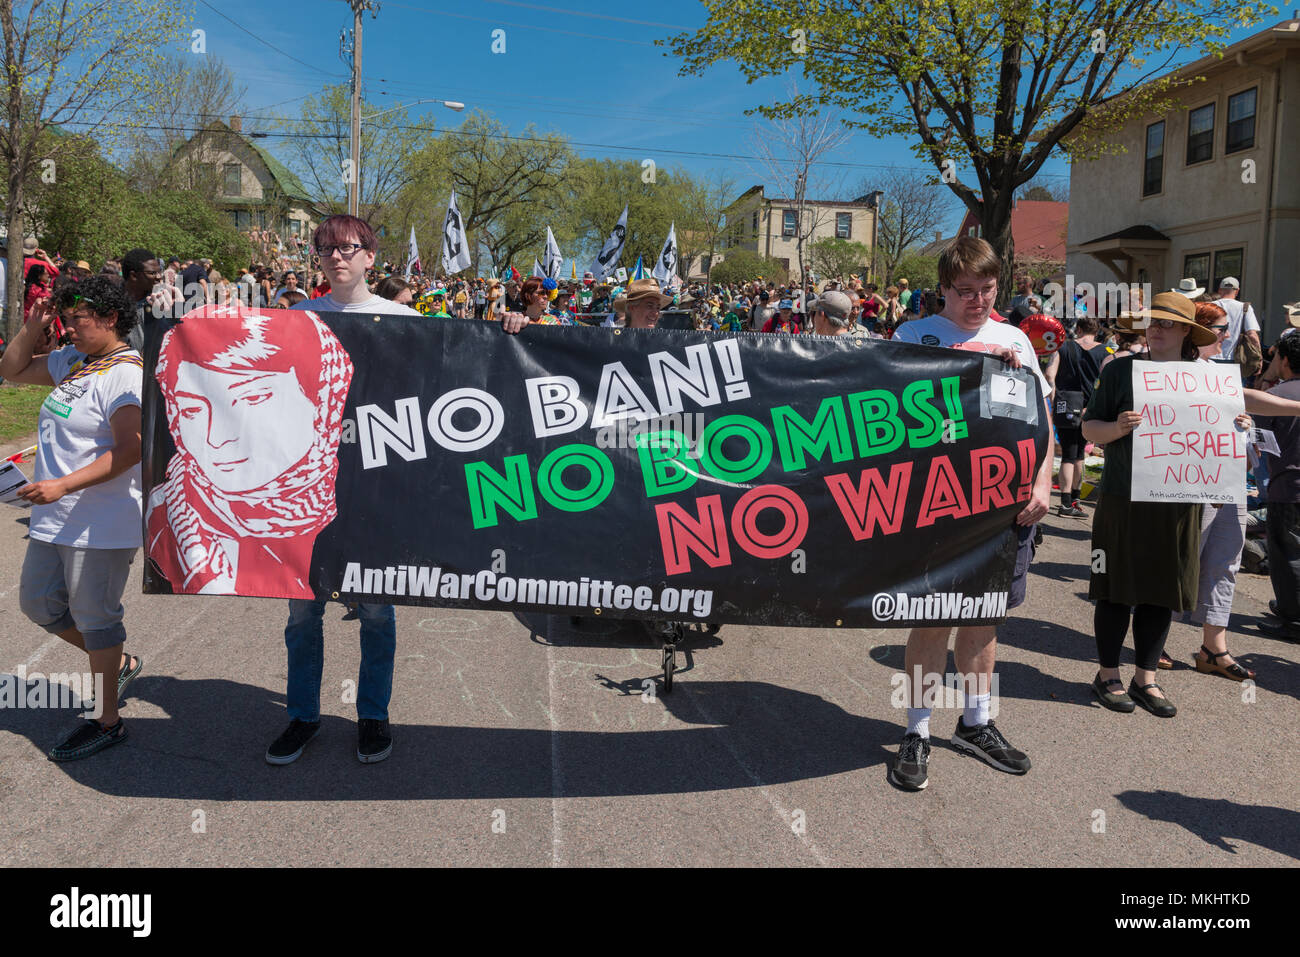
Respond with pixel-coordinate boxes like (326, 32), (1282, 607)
(284, 600), (396, 722)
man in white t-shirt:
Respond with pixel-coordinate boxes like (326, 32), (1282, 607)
(1212, 277), (1260, 361)
(269, 214), (530, 769)
(887, 235), (1052, 792)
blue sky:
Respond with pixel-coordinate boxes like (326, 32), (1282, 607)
(190, 0), (1285, 235)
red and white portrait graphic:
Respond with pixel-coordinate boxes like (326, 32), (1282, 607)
(146, 304), (354, 597)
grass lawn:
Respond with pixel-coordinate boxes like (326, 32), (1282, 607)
(0, 383), (49, 445)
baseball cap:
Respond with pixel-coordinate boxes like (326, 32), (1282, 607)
(816, 290), (853, 322)
(1219, 277), (1240, 289)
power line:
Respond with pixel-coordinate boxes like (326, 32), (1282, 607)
(364, 0), (659, 46)
(194, 0), (348, 78)
(57, 118), (1070, 178)
(383, 0), (688, 30)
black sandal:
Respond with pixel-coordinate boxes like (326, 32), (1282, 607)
(1194, 645), (1254, 682)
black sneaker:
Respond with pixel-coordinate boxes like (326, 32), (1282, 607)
(357, 718), (392, 764)
(951, 718), (1031, 774)
(266, 719), (320, 765)
(48, 719), (126, 762)
(889, 732), (930, 790)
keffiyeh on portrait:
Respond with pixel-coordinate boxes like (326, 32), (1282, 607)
(147, 305), (354, 597)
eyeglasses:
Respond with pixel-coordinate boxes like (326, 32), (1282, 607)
(315, 243), (365, 257)
(1211, 323), (1229, 332)
(951, 284), (997, 301)
(1148, 318), (1181, 329)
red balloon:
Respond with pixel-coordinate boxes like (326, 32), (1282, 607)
(1020, 313), (1067, 355)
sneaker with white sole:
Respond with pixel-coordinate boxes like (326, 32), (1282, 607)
(951, 718), (1031, 774)
(266, 719), (320, 765)
(357, 718), (392, 764)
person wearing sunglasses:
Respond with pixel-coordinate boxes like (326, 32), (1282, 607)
(0, 276), (145, 761)
(1083, 293), (1300, 717)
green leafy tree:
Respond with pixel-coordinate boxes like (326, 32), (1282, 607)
(668, 0), (1268, 303)
(891, 250), (941, 293)
(711, 248), (790, 286)
(2, 0), (190, 340)
(809, 237), (870, 282)
(283, 85), (422, 223)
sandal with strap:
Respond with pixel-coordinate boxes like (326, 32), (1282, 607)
(1157, 652), (1173, 670)
(1194, 645), (1255, 682)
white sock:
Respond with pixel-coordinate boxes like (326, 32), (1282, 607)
(906, 707), (931, 739)
(964, 692), (991, 728)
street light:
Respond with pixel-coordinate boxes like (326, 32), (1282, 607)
(348, 98), (466, 216)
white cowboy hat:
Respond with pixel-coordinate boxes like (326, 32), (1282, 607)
(1171, 277), (1205, 299)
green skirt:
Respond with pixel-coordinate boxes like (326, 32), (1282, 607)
(1089, 493), (1202, 611)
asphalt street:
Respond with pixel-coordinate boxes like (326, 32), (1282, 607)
(0, 437), (1296, 867)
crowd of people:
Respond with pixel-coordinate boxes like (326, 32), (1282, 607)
(0, 221), (1297, 798)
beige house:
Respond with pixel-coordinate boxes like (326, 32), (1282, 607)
(687, 185), (879, 280)
(170, 118), (319, 242)
(1066, 18), (1300, 339)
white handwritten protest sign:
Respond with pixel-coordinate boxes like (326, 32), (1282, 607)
(1131, 361), (1246, 504)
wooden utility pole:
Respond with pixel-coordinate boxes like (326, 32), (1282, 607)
(346, 0), (378, 218)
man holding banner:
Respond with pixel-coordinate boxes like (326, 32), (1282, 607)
(889, 236), (1052, 791)
(259, 214), (528, 767)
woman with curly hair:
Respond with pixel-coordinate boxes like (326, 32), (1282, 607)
(0, 276), (145, 760)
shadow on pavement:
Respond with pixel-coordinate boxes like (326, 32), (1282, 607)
(514, 612), (725, 651)
(1115, 789), (1300, 859)
(1, 673), (896, 801)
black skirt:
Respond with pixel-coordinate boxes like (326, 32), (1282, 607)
(1089, 493), (1202, 611)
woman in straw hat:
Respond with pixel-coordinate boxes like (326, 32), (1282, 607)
(1081, 292), (1300, 717)
(613, 277), (673, 329)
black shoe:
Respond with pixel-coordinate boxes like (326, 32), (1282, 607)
(342, 602), (361, 621)
(1057, 503), (1086, 518)
(889, 732), (930, 790)
(1128, 681), (1176, 718)
(266, 719), (320, 765)
(357, 718), (392, 764)
(83, 653), (144, 714)
(1268, 600), (1300, 624)
(1032, 525), (1043, 547)
(951, 718), (1031, 774)
(1091, 672), (1135, 712)
(48, 719), (126, 762)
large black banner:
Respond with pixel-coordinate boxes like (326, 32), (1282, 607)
(142, 306), (1048, 627)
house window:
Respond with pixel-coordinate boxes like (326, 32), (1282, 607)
(1226, 88), (1256, 153)
(289, 219), (301, 237)
(782, 209), (797, 237)
(1186, 103), (1214, 164)
(195, 163), (216, 188)
(233, 209), (251, 230)
(836, 212), (851, 239)
(256, 209), (267, 229)
(1212, 248), (1243, 291)
(752, 211), (759, 232)
(1143, 121), (1164, 196)
(1183, 253), (1210, 292)
(223, 163), (242, 196)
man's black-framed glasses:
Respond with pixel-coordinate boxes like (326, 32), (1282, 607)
(315, 243), (365, 257)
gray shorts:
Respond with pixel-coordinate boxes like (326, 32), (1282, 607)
(20, 540), (138, 650)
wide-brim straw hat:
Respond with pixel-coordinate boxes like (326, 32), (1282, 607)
(1117, 292), (1217, 347)
(1170, 278), (1205, 299)
(613, 277), (672, 310)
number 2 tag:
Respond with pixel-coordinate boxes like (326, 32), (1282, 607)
(990, 374), (1026, 407)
